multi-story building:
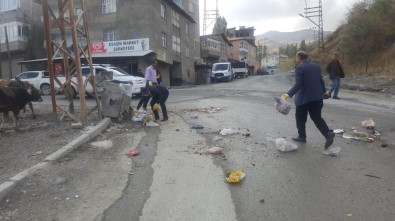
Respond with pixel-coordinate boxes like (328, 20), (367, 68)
(12, 0), (201, 86)
(200, 33), (232, 66)
(0, 0), (45, 78)
(84, 0), (200, 86)
(226, 26), (258, 74)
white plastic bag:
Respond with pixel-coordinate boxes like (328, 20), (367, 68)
(220, 128), (239, 136)
(275, 138), (297, 152)
(274, 97), (291, 115)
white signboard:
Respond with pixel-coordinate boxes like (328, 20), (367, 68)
(90, 38), (149, 53)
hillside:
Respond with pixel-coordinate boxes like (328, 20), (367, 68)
(256, 29), (332, 45)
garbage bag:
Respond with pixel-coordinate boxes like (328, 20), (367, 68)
(275, 138), (297, 152)
(274, 97), (291, 115)
(226, 170), (246, 183)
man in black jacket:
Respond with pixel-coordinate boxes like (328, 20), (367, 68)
(326, 53), (345, 99)
(141, 85), (169, 121)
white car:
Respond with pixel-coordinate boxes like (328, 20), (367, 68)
(81, 65), (146, 95)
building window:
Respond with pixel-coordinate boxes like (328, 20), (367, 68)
(186, 46), (189, 57)
(103, 29), (117, 41)
(185, 23), (189, 35)
(102, 0), (116, 14)
(162, 32), (167, 48)
(172, 35), (180, 52)
(171, 10), (179, 28)
(0, 22), (28, 43)
(188, 2), (194, 13)
(0, 0), (20, 12)
(160, 3), (166, 19)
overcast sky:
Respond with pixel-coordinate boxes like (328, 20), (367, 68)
(199, 0), (362, 35)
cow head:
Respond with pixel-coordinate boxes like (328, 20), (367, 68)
(27, 85), (43, 102)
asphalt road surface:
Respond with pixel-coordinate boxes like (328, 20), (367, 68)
(1, 73), (394, 221)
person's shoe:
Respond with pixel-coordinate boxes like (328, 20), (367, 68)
(332, 96), (340, 100)
(325, 130), (335, 149)
(154, 117), (160, 121)
(161, 117), (168, 121)
(292, 136), (306, 143)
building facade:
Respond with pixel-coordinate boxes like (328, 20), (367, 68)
(8, 0), (200, 86)
(226, 26), (259, 74)
(85, 0), (200, 86)
(0, 0), (45, 78)
(200, 33), (232, 66)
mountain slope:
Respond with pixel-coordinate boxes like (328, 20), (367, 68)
(256, 29), (332, 44)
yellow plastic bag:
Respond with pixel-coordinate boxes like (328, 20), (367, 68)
(226, 170), (246, 183)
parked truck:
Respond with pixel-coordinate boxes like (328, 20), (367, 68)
(231, 61), (248, 78)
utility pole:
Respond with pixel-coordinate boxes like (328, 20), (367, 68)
(299, 0), (324, 51)
(0, 31), (2, 78)
(5, 26), (13, 78)
(203, 0), (219, 35)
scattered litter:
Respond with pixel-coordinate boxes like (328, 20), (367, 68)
(361, 118), (375, 129)
(275, 138), (297, 152)
(323, 147), (341, 157)
(274, 96), (291, 115)
(74, 195), (80, 198)
(125, 149), (140, 156)
(90, 140), (113, 149)
(213, 136), (222, 141)
(146, 121), (160, 127)
(259, 199), (265, 204)
(333, 129), (345, 134)
(71, 123), (83, 129)
(190, 114), (199, 119)
(27, 151), (43, 157)
(200, 146), (224, 155)
(347, 214), (353, 217)
(220, 128), (239, 136)
(226, 170), (246, 183)
(131, 110), (147, 122)
(342, 133), (368, 142)
(191, 124), (204, 129)
(243, 133), (251, 137)
(365, 174), (381, 179)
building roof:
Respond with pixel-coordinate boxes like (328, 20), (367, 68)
(201, 33), (232, 46)
(166, 0), (197, 23)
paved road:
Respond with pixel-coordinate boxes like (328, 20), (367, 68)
(2, 73), (395, 221)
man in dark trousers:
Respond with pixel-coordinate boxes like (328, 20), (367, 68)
(326, 53), (345, 99)
(141, 85), (169, 121)
(282, 51), (335, 149)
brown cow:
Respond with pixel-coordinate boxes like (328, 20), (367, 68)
(0, 83), (43, 129)
(0, 79), (40, 119)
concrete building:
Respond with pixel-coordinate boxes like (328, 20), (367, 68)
(226, 26), (258, 74)
(200, 33), (232, 66)
(84, 0), (200, 86)
(0, 0), (45, 78)
(10, 0), (201, 86)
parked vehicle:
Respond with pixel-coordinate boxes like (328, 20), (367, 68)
(257, 67), (270, 75)
(81, 64), (146, 96)
(15, 71), (64, 95)
(210, 62), (235, 83)
(14, 64), (146, 98)
(231, 61), (248, 78)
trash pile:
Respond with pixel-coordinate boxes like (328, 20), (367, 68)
(341, 118), (380, 143)
(131, 110), (160, 127)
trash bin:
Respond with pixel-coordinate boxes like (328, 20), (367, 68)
(100, 81), (132, 121)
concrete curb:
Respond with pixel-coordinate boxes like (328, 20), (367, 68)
(0, 117), (112, 202)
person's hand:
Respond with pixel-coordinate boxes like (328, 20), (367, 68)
(281, 94), (289, 100)
(323, 92), (331, 99)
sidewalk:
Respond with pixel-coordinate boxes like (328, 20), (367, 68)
(0, 118), (111, 201)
